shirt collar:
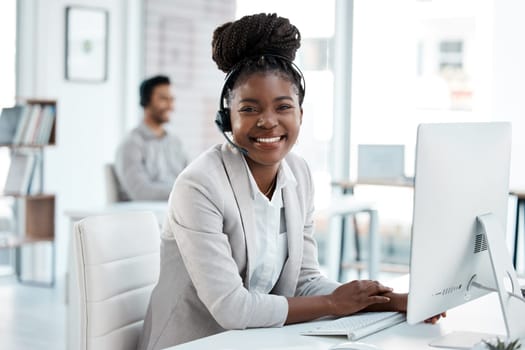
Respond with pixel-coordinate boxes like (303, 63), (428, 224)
(242, 156), (297, 201)
(138, 121), (168, 140)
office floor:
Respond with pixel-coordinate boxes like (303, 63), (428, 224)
(0, 276), (66, 350)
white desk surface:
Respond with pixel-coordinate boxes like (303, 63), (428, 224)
(164, 276), (508, 350)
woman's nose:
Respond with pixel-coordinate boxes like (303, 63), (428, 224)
(256, 113), (278, 129)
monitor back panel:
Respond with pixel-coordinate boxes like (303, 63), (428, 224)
(407, 122), (511, 324)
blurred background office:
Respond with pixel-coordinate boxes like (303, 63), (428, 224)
(1, 0), (525, 349)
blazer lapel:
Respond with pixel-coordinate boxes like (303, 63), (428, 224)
(220, 144), (256, 287)
(273, 182), (303, 296)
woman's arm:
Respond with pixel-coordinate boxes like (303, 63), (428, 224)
(287, 288), (446, 324)
(286, 280), (393, 324)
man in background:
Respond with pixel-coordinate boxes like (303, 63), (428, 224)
(115, 75), (188, 200)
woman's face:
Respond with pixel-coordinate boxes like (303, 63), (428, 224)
(229, 72), (303, 170)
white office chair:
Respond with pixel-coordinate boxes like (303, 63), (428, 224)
(73, 211), (160, 350)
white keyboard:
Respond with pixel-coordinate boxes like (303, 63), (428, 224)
(301, 312), (406, 340)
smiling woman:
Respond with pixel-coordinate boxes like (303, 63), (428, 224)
(137, 13), (409, 350)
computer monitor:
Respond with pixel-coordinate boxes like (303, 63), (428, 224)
(357, 144), (406, 182)
(407, 122), (525, 347)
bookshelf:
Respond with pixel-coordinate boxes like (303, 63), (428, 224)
(0, 99), (57, 286)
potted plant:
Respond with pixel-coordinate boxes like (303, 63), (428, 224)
(472, 338), (521, 350)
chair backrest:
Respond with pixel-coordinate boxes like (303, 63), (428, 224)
(74, 211), (160, 350)
(104, 163), (127, 203)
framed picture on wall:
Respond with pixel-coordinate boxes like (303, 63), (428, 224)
(65, 6), (109, 82)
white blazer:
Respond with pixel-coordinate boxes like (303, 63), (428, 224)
(138, 144), (339, 350)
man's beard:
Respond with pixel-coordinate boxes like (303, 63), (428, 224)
(151, 111), (168, 125)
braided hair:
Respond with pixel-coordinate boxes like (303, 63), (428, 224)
(212, 13), (304, 105)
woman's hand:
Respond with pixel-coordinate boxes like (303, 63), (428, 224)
(424, 312), (447, 324)
(360, 291), (446, 323)
(362, 291), (407, 313)
(328, 280), (393, 317)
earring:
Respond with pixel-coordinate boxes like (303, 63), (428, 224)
(256, 119), (264, 127)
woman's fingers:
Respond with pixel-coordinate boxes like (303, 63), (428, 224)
(368, 295), (391, 304)
(424, 312), (447, 324)
(364, 280), (393, 295)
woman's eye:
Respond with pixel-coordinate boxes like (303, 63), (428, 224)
(277, 104), (293, 111)
(239, 106), (257, 113)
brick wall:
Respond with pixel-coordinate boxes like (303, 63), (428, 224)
(145, 0), (235, 159)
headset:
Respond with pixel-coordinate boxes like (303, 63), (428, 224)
(214, 54), (306, 155)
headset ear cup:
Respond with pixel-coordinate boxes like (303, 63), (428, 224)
(215, 111), (224, 131)
(215, 109), (232, 132)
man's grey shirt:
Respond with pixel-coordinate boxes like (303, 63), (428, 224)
(115, 122), (188, 200)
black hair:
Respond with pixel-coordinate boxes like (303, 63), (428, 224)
(139, 75), (171, 107)
(211, 13), (304, 105)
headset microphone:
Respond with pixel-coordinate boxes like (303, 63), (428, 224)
(214, 113), (248, 155)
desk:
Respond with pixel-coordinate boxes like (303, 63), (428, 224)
(337, 181), (525, 271)
(164, 275), (509, 350)
(320, 197), (379, 281)
(332, 180), (413, 280)
(333, 179), (415, 192)
(64, 201), (168, 350)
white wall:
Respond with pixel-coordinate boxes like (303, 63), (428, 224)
(17, 0), (142, 279)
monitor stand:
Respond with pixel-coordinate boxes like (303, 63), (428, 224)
(429, 213), (525, 349)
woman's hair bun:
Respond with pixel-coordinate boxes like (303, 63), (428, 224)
(212, 13), (301, 73)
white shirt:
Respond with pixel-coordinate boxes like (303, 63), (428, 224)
(243, 158), (297, 294)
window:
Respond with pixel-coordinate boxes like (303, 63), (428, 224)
(0, 0), (16, 192)
(0, 0), (16, 268)
(0, 0), (17, 108)
(439, 40), (464, 70)
(350, 0), (483, 268)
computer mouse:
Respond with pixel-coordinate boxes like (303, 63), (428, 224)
(329, 341), (382, 350)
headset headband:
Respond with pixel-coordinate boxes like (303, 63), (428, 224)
(218, 54), (306, 112)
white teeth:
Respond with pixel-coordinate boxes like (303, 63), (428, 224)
(256, 136), (281, 143)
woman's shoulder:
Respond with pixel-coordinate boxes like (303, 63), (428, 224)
(285, 151), (308, 168)
(170, 144), (237, 208)
(284, 152), (311, 178)
(177, 144), (224, 179)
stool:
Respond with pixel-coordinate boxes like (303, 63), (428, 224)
(323, 197), (379, 281)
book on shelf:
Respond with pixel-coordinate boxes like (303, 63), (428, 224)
(0, 105), (24, 144)
(36, 105), (56, 145)
(12, 105), (32, 145)
(8, 103), (56, 146)
(3, 153), (37, 195)
(22, 104), (42, 145)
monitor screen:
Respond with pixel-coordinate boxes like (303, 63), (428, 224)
(407, 122), (512, 327)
